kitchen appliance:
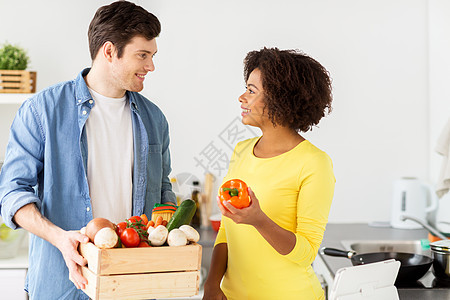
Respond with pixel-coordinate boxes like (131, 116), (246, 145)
(390, 177), (438, 229)
(436, 192), (450, 234)
(430, 239), (450, 282)
(321, 247), (433, 284)
(330, 259), (400, 300)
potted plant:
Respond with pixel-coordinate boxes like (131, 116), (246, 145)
(0, 42), (30, 70)
(0, 42), (36, 93)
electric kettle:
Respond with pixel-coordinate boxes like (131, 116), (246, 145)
(390, 177), (438, 229)
(436, 192), (450, 233)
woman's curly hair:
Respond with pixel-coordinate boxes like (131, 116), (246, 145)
(243, 47), (333, 132)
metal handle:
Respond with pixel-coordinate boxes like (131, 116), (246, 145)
(320, 247), (356, 259)
(400, 214), (448, 240)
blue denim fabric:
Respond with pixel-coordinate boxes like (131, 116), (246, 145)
(0, 68), (176, 299)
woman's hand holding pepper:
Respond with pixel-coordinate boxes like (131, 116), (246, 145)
(218, 187), (266, 227)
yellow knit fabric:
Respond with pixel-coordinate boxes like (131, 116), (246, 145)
(215, 137), (335, 300)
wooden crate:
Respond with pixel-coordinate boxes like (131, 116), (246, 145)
(0, 70), (36, 93)
(79, 242), (202, 300)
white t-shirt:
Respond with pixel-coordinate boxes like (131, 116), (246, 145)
(86, 88), (133, 224)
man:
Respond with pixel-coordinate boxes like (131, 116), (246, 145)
(0, 1), (176, 299)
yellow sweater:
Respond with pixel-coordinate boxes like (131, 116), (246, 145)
(215, 137), (335, 300)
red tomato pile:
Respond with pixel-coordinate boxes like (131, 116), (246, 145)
(115, 214), (151, 248)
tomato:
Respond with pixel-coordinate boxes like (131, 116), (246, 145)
(127, 215), (147, 232)
(120, 228), (140, 248)
(128, 215), (145, 227)
(128, 215), (142, 223)
(116, 221), (127, 237)
(138, 240), (151, 247)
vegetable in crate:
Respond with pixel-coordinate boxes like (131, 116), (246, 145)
(120, 227), (141, 248)
(167, 225), (200, 246)
(167, 229), (188, 246)
(148, 225), (168, 246)
(84, 218), (118, 249)
(118, 215), (150, 247)
(166, 199), (197, 231)
(219, 179), (250, 209)
(179, 225), (200, 243)
(127, 215), (147, 232)
(151, 202), (177, 222)
(116, 221), (127, 236)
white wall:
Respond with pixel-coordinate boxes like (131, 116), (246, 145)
(428, 0), (450, 226)
(0, 0), (443, 223)
(429, 0), (450, 182)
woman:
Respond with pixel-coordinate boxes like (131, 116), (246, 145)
(203, 48), (335, 300)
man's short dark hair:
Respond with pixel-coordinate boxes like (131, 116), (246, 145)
(88, 0), (161, 61)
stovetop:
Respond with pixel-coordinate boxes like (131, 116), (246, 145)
(395, 270), (450, 289)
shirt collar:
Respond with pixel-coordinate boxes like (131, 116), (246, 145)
(74, 68), (93, 106)
(74, 68), (139, 110)
(127, 91), (139, 111)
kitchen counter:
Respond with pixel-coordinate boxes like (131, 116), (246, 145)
(197, 226), (217, 248)
(318, 223), (450, 299)
(0, 247), (28, 269)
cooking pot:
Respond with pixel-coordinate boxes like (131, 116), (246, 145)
(430, 240), (450, 281)
(321, 247), (433, 284)
(390, 177), (438, 229)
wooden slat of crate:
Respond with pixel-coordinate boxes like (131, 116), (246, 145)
(79, 242), (202, 275)
(0, 70), (36, 93)
(81, 266), (200, 300)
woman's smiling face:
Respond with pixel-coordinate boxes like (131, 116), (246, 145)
(238, 68), (269, 128)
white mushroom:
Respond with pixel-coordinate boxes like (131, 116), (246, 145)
(179, 225), (200, 243)
(147, 226), (155, 235)
(167, 229), (188, 247)
(148, 225), (168, 246)
(93, 227), (118, 249)
(85, 217), (116, 243)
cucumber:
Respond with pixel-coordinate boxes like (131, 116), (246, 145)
(166, 199), (197, 231)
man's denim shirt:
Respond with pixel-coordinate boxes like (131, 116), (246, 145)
(0, 68), (176, 299)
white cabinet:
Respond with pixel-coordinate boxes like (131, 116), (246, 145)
(0, 246), (29, 300)
(0, 269), (27, 299)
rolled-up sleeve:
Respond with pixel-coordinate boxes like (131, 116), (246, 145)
(0, 99), (44, 229)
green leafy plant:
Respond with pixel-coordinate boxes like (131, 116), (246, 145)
(0, 42), (30, 70)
